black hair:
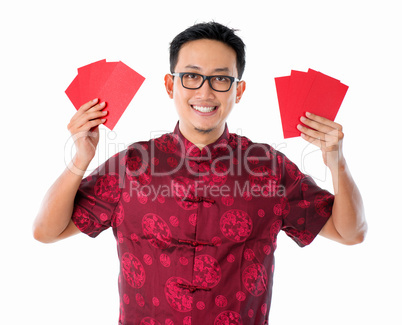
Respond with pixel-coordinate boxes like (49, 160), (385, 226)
(169, 21), (246, 79)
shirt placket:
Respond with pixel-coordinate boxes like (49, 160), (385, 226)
(176, 153), (218, 321)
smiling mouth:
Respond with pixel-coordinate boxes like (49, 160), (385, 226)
(191, 105), (218, 113)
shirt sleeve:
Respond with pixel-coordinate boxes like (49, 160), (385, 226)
(72, 151), (127, 238)
(279, 154), (334, 247)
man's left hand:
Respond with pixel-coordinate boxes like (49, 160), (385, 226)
(297, 112), (345, 172)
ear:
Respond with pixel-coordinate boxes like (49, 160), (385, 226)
(235, 80), (246, 103)
(164, 74), (174, 99)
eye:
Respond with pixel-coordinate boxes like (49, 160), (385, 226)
(184, 73), (200, 80)
(213, 76), (229, 83)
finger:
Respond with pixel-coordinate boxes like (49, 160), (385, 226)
(300, 116), (334, 134)
(72, 111), (107, 130)
(70, 102), (106, 125)
(85, 109), (108, 122)
(87, 101), (106, 113)
(305, 112), (342, 130)
(300, 132), (325, 148)
(68, 109), (107, 133)
(82, 118), (107, 131)
(297, 123), (325, 141)
(77, 111), (108, 129)
(76, 101), (106, 118)
(298, 123), (343, 148)
(78, 98), (99, 112)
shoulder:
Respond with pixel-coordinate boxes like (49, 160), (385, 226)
(228, 132), (286, 161)
(126, 131), (177, 155)
(228, 133), (308, 182)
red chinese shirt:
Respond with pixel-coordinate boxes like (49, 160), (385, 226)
(72, 122), (334, 325)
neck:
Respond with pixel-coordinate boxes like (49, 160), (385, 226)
(179, 123), (225, 150)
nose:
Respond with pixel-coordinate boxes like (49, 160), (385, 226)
(194, 79), (215, 99)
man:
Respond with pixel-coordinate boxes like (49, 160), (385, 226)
(33, 22), (367, 324)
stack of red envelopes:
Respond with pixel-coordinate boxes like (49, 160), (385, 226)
(65, 59), (145, 130)
(275, 69), (348, 139)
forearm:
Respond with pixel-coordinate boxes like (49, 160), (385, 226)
(33, 156), (89, 243)
(330, 160), (367, 244)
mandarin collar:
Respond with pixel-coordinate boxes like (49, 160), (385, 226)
(172, 121), (231, 159)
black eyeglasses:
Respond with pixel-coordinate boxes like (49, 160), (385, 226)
(172, 72), (240, 92)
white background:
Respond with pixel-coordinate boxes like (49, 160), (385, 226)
(1, 0), (401, 324)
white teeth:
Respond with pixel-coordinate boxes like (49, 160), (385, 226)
(192, 105), (216, 113)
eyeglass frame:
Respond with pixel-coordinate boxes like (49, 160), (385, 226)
(171, 72), (240, 92)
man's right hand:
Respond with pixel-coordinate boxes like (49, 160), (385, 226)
(67, 98), (108, 171)
(33, 98), (107, 243)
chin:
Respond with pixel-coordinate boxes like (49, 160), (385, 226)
(194, 126), (214, 134)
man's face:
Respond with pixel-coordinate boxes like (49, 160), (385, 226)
(165, 39), (246, 144)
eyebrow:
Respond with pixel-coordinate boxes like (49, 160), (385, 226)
(184, 65), (231, 74)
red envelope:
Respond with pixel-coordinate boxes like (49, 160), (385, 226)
(275, 69), (348, 138)
(274, 76), (291, 135)
(65, 60), (145, 130)
(77, 59), (106, 104)
(88, 61), (117, 102)
(65, 74), (81, 109)
(302, 69), (348, 121)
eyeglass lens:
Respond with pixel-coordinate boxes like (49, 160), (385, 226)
(182, 73), (233, 91)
